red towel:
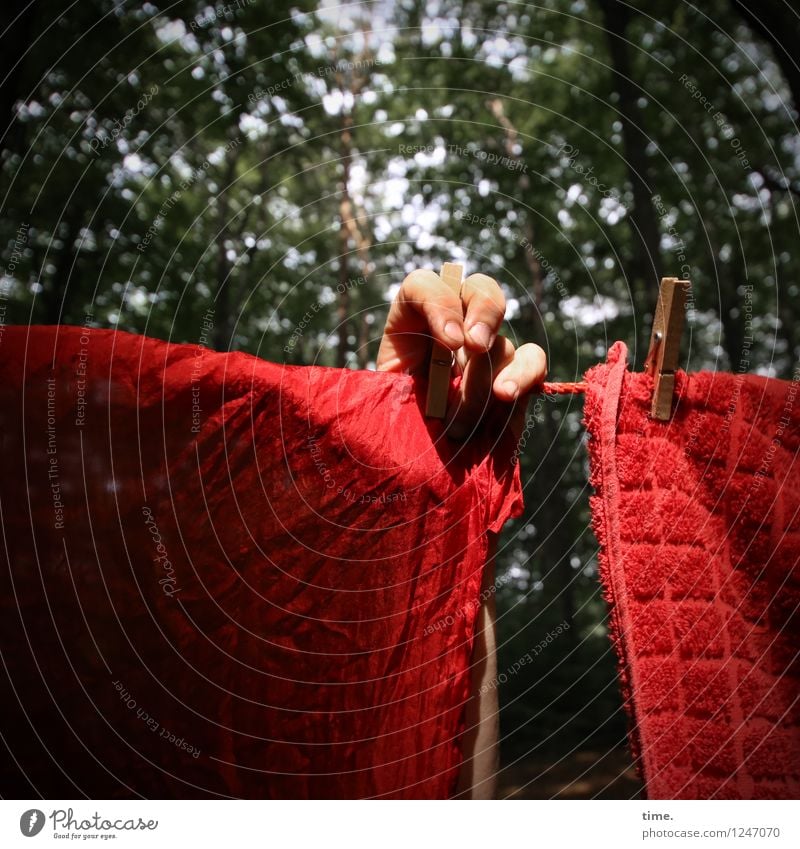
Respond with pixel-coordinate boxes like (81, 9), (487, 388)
(0, 325), (522, 799)
(585, 342), (800, 799)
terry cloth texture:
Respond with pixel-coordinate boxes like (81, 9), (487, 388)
(0, 325), (522, 799)
(585, 341), (800, 799)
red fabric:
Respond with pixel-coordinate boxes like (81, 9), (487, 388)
(0, 325), (522, 799)
(585, 342), (800, 799)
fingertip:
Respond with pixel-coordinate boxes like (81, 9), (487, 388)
(524, 343), (548, 385)
(402, 268), (465, 349)
(461, 273), (506, 349)
(493, 343), (547, 399)
(442, 319), (465, 348)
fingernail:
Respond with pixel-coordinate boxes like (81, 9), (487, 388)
(444, 320), (463, 344)
(467, 321), (492, 350)
(501, 380), (519, 400)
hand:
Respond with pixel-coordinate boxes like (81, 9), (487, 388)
(376, 268), (547, 440)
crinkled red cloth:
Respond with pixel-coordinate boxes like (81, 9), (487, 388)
(0, 325), (522, 799)
(585, 342), (800, 799)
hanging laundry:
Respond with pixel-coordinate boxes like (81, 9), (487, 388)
(3, 325), (797, 800)
(585, 342), (800, 799)
(0, 325), (523, 799)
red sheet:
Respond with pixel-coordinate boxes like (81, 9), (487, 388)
(585, 342), (800, 799)
(0, 325), (522, 799)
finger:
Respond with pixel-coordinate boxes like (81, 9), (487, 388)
(460, 273), (506, 353)
(376, 268), (464, 373)
(445, 336), (516, 440)
(492, 343), (548, 401)
(400, 268), (465, 348)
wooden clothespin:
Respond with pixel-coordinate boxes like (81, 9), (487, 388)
(426, 262), (464, 418)
(644, 276), (691, 420)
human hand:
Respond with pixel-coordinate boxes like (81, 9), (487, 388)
(376, 268), (547, 440)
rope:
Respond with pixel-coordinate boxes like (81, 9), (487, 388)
(541, 380), (588, 395)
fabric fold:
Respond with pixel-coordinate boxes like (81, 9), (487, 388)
(0, 325), (523, 799)
(584, 342), (800, 799)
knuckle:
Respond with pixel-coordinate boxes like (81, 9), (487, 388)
(520, 343), (547, 372)
(464, 273), (505, 304)
(401, 268), (439, 296)
(480, 298), (506, 323)
(490, 337), (516, 371)
(529, 343), (547, 363)
(494, 335), (516, 357)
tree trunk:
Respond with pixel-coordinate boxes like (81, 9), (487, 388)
(518, 217), (547, 350)
(487, 99), (547, 348)
(598, 0), (663, 364)
(719, 278), (746, 373)
(212, 147), (241, 350)
(0, 0), (36, 156)
(775, 273), (799, 372)
(731, 1), (800, 117)
(336, 110), (355, 369)
(213, 231), (232, 350)
(707, 219), (747, 373)
(42, 209), (81, 324)
(488, 99), (576, 631)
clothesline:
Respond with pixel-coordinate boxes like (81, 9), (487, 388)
(540, 380), (588, 395)
(431, 269), (686, 420)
